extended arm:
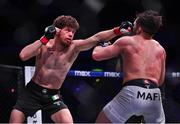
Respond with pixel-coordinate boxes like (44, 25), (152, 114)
(75, 21), (133, 51)
(74, 28), (118, 51)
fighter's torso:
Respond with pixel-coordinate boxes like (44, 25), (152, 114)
(32, 42), (79, 89)
(121, 36), (165, 86)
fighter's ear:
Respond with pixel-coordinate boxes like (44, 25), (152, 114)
(136, 26), (142, 34)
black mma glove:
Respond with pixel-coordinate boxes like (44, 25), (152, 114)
(98, 41), (111, 47)
(120, 21), (133, 30)
(40, 25), (56, 45)
(113, 21), (133, 36)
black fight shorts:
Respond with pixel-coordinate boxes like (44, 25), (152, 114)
(13, 80), (67, 117)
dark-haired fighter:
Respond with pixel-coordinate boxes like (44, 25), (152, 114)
(93, 10), (166, 123)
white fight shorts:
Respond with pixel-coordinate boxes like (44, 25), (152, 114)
(103, 79), (165, 123)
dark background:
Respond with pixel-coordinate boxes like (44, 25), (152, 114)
(0, 0), (180, 123)
(0, 0), (180, 69)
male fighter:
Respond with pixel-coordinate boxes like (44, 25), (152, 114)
(9, 15), (132, 123)
(93, 10), (166, 123)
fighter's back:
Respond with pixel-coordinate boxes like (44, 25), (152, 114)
(121, 35), (165, 86)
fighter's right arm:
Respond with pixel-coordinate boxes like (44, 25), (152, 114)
(92, 36), (130, 61)
(19, 25), (56, 61)
(19, 40), (43, 61)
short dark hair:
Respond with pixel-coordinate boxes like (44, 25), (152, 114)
(53, 15), (79, 31)
(136, 10), (162, 36)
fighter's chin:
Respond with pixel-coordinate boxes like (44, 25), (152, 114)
(63, 41), (71, 47)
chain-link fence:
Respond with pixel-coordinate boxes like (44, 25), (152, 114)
(0, 64), (23, 123)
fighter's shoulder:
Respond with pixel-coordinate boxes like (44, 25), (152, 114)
(71, 39), (82, 45)
(152, 39), (166, 54)
(152, 39), (160, 45)
(152, 39), (164, 49)
(116, 35), (133, 42)
(71, 39), (85, 49)
(72, 39), (84, 43)
(116, 35), (134, 44)
(113, 36), (133, 47)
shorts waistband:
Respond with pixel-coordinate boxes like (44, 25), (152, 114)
(27, 80), (60, 95)
(123, 79), (158, 89)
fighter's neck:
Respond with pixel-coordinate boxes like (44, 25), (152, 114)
(47, 40), (67, 51)
(138, 32), (152, 40)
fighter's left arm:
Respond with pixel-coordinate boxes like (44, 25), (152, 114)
(73, 28), (117, 52)
(74, 21), (132, 52)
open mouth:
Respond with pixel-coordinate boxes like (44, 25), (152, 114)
(66, 38), (72, 44)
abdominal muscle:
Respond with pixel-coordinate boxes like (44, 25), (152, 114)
(32, 67), (69, 89)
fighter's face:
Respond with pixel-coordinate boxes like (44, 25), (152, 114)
(58, 26), (76, 46)
(133, 18), (141, 35)
(133, 18), (138, 34)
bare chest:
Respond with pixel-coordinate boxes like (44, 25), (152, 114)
(40, 48), (79, 69)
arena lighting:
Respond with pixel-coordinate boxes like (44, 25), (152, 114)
(83, 0), (108, 14)
(92, 68), (103, 72)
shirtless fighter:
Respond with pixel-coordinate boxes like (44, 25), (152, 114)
(93, 10), (166, 123)
(9, 15), (131, 123)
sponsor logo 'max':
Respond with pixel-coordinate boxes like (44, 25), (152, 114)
(75, 71), (91, 76)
